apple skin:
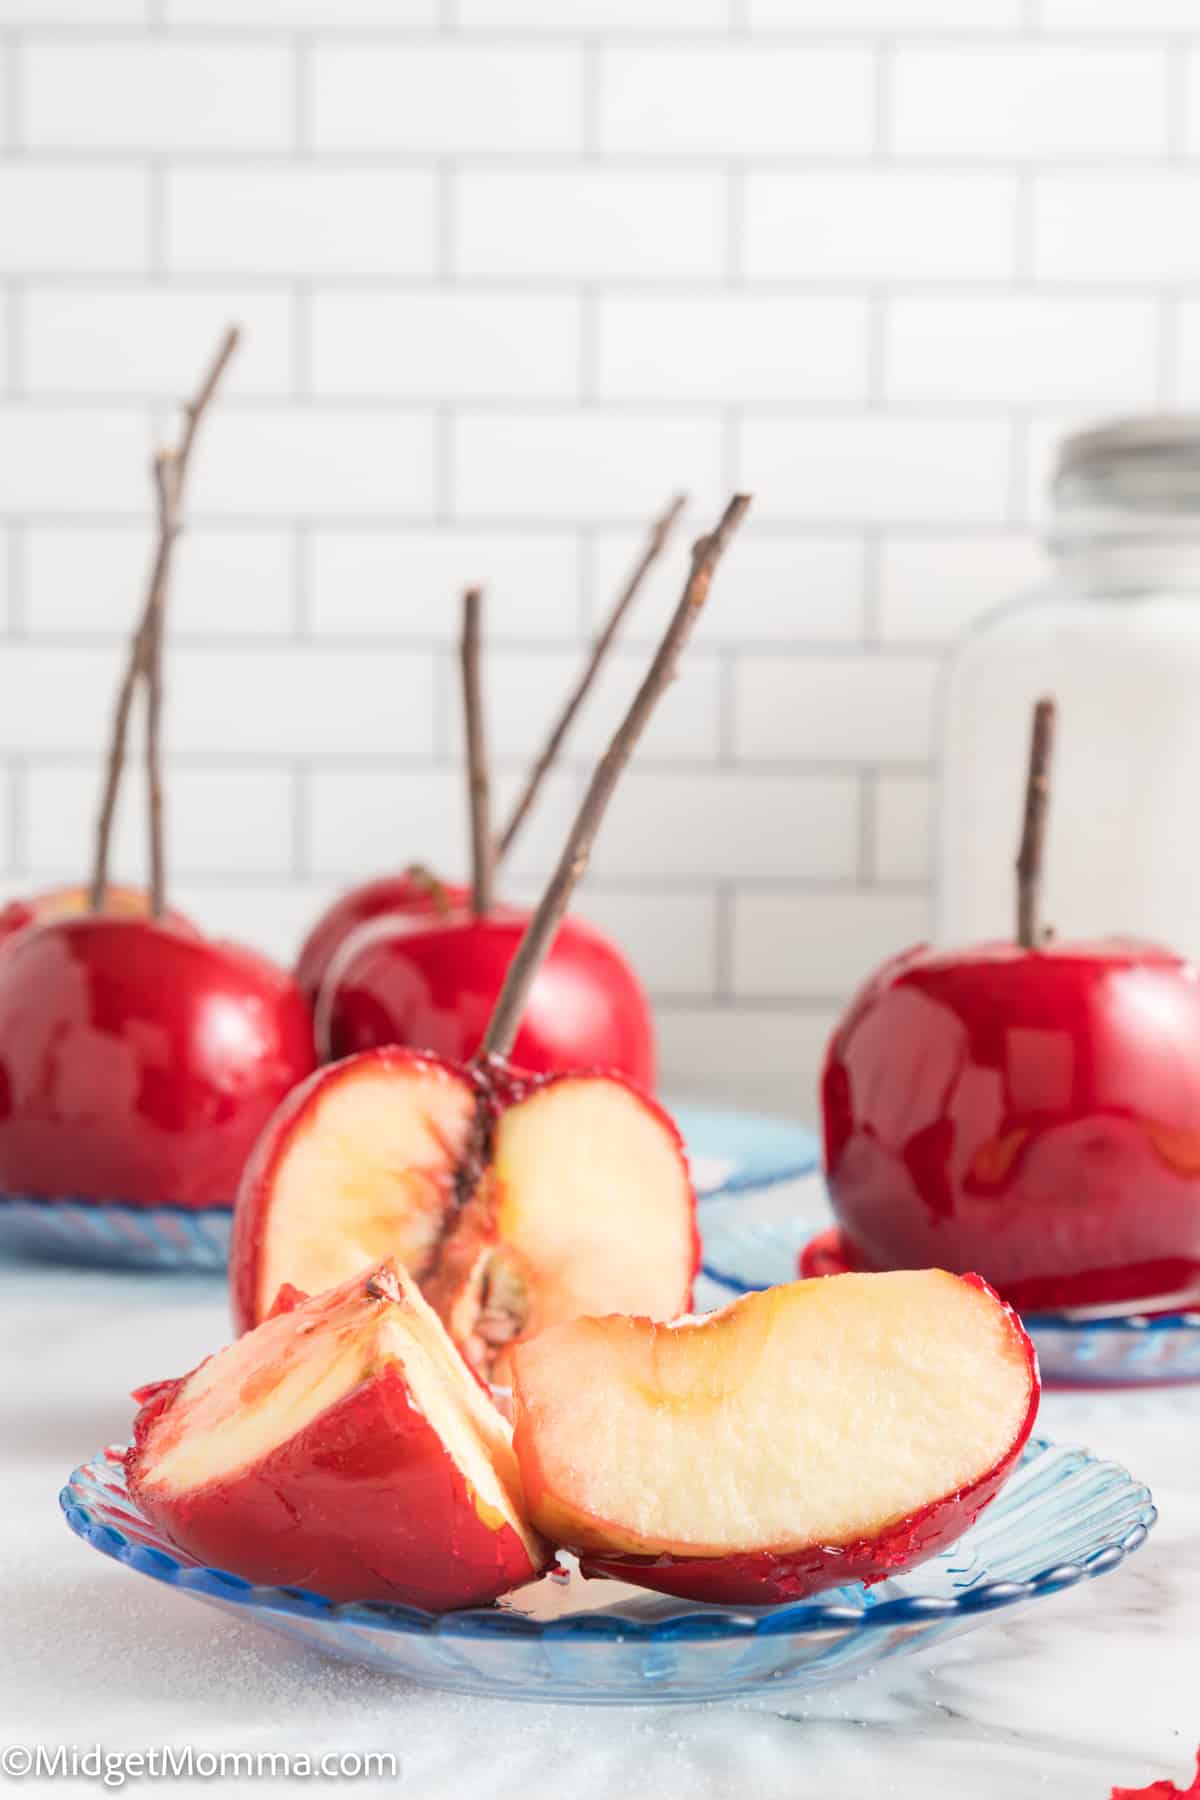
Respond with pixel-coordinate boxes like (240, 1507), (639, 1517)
(547, 1277), (1040, 1607)
(125, 1359), (539, 1612)
(0, 915), (316, 1210)
(0, 884), (192, 951)
(294, 869), (467, 1016)
(229, 1046), (485, 1335)
(319, 905), (656, 1090)
(822, 939), (1200, 1313)
(229, 1046), (698, 1337)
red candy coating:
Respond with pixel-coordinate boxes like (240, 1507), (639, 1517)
(0, 915), (315, 1209)
(823, 939), (1200, 1312)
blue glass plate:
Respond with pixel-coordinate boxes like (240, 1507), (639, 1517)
(699, 1197), (1200, 1388)
(670, 1101), (819, 1198)
(0, 1195), (231, 1270)
(61, 1435), (1153, 1705)
(0, 1104), (818, 1272)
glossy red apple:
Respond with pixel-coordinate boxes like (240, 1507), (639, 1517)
(294, 868), (467, 1014)
(0, 914), (315, 1209)
(230, 1044), (697, 1380)
(0, 883), (192, 951)
(317, 903), (655, 1089)
(510, 1269), (1039, 1605)
(821, 939), (1200, 1313)
(126, 1259), (547, 1610)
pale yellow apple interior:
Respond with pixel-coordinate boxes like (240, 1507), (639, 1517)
(257, 1063), (477, 1318)
(142, 1264), (542, 1567)
(514, 1271), (1033, 1555)
(493, 1078), (694, 1332)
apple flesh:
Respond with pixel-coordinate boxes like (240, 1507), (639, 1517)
(126, 1260), (547, 1610)
(231, 1049), (483, 1332)
(318, 904), (656, 1090)
(230, 1046), (698, 1381)
(294, 869), (467, 1015)
(510, 1269), (1039, 1606)
(0, 915), (316, 1209)
(823, 940), (1200, 1313)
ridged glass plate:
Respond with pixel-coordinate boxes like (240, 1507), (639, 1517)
(699, 1199), (1200, 1388)
(0, 1195), (232, 1270)
(670, 1101), (819, 1198)
(0, 1104), (818, 1272)
(61, 1436), (1152, 1706)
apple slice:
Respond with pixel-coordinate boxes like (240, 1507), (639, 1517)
(510, 1269), (1039, 1606)
(230, 1050), (698, 1384)
(126, 1259), (547, 1611)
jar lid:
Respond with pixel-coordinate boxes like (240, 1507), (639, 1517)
(1055, 415), (1200, 514)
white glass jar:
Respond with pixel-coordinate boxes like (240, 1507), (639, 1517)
(938, 418), (1200, 955)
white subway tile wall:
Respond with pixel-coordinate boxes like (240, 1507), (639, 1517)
(1, 5), (1183, 1118)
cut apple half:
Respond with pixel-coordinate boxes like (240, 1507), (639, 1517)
(511, 1269), (1039, 1606)
(231, 1049), (481, 1336)
(127, 1259), (547, 1611)
(230, 1050), (699, 1384)
(430, 1075), (699, 1380)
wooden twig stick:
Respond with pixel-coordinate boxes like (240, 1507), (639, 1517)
(145, 452), (180, 917)
(89, 324), (241, 912)
(460, 586), (493, 918)
(496, 491), (688, 862)
(480, 494), (751, 1062)
(1015, 696), (1057, 950)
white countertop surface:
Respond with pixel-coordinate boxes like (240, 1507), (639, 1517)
(3, 1177), (1198, 1800)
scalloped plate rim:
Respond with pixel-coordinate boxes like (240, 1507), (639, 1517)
(61, 1433), (1155, 1644)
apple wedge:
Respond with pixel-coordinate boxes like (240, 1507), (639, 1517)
(510, 1269), (1039, 1606)
(230, 1048), (698, 1384)
(126, 1260), (547, 1611)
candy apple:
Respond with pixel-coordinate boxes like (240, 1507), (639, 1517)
(230, 1045), (697, 1380)
(0, 914), (315, 1209)
(126, 1260), (547, 1610)
(820, 700), (1200, 1313)
(317, 903), (656, 1089)
(0, 882), (191, 951)
(0, 327), (318, 1211)
(820, 938), (1200, 1313)
(297, 496), (686, 1061)
(294, 869), (466, 1013)
(510, 1269), (1039, 1606)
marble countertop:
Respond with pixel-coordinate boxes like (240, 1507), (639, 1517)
(3, 1178), (1197, 1800)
